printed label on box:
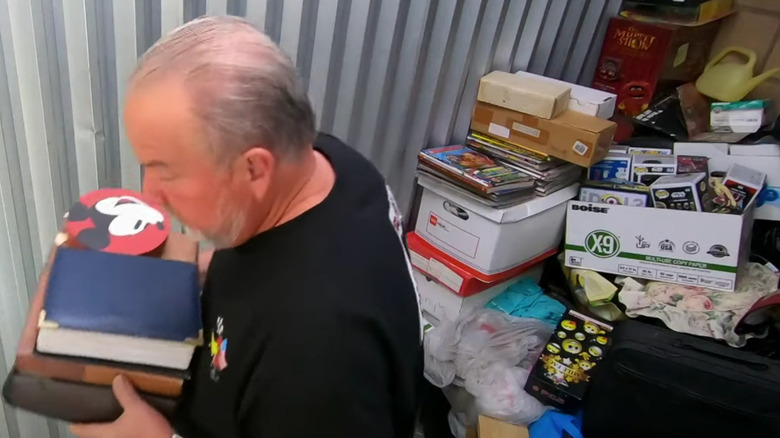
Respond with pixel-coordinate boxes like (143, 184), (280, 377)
(488, 122), (510, 139)
(425, 213), (480, 259)
(512, 121), (541, 138)
(573, 141), (589, 156)
(564, 201), (745, 291)
(677, 273), (699, 285)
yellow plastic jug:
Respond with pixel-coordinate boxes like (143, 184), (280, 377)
(695, 46), (779, 102)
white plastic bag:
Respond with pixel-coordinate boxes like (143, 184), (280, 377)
(468, 364), (549, 425)
(424, 309), (554, 426)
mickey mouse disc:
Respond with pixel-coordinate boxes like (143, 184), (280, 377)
(65, 188), (170, 255)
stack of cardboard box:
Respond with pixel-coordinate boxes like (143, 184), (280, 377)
(412, 71), (620, 325)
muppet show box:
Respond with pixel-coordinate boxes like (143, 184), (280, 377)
(591, 17), (720, 119)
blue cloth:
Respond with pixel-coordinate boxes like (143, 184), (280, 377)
(485, 278), (565, 326)
(529, 411), (583, 438)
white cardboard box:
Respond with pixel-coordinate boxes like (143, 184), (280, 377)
(675, 142), (780, 221)
(415, 177), (578, 275)
(564, 200), (754, 291)
(514, 71), (617, 119)
(414, 266), (542, 324)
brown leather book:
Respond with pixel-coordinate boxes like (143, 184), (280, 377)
(13, 232), (198, 397)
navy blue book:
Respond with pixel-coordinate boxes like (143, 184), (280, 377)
(37, 247), (202, 370)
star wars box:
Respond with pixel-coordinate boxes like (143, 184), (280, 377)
(676, 155), (709, 174)
(580, 180), (650, 207)
(651, 172), (708, 211)
(591, 17), (720, 120)
(721, 164), (766, 211)
(525, 310), (613, 412)
(631, 154), (677, 184)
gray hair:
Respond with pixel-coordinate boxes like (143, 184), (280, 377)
(130, 16), (316, 163)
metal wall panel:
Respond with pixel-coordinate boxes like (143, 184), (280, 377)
(0, 0), (620, 436)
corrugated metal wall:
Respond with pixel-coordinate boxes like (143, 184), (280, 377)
(0, 0), (620, 436)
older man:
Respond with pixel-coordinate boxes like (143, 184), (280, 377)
(71, 16), (422, 438)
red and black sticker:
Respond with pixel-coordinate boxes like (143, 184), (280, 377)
(65, 188), (170, 255)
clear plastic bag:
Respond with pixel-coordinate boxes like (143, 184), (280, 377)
(424, 309), (554, 426)
(468, 364), (549, 425)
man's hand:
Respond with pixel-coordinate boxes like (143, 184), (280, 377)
(70, 375), (175, 438)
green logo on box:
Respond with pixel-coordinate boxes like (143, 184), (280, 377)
(585, 230), (620, 258)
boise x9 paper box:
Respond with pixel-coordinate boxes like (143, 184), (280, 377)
(564, 200), (755, 292)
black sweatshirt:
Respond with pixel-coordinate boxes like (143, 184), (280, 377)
(174, 134), (423, 438)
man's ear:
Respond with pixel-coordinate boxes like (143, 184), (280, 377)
(241, 147), (275, 196)
(242, 147), (274, 181)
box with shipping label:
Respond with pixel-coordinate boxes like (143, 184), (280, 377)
(580, 180), (650, 207)
(651, 173), (709, 211)
(415, 177), (578, 275)
(591, 17), (720, 119)
(588, 154), (632, 181)
(471, 102), (617, 168)
(630, 154), (677, 185)
(675, 143), (780, 221)
(514, 71), (616, 119)
(478, 71), (570, 119)
(564, 200), (755, 291)
(525, 309), (613, 412)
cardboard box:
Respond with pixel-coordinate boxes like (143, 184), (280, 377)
(415, 177), (578, 275)
(676, 155), (709, 174)
(514, 71), (616, 119)
(722, 164), (766, 211)
(621, 0), (734, 25)
(478, 71), (570, 119)
(407, 231), (546, 297)
(415, 270), (531, 324)
(525, 309), (613, 412)
(564, 200), (755, 291)
(592, 17), (720, 118)
(630, 154), (677, 184)
(588, 154), (631, 181)
(471, 102), (617, 168)
(408, 232), (544, 323)
(675, 142), (780, 221)
(477, 416), (529, 438)
(580, 180), (650, 207)
(651, 172), (708, 211)
(627, 146), (672, 155)
(710, 100), (768, 133)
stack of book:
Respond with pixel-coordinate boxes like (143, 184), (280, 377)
(2, 190), (202, 423)
(417, 145), (535, 208)
(466, 131), (583, 197)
